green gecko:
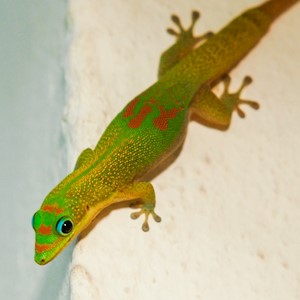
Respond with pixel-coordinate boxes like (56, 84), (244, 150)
(32, 0), (299, 265)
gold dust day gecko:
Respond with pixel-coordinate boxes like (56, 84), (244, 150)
(32, 0), (299, 265)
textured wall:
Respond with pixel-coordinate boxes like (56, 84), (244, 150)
(66, 1), (300, 299)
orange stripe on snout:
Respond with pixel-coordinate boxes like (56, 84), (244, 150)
(35, 243), (51, 254)
(42, 204), (64, 215)
(38, 224), (52, 235)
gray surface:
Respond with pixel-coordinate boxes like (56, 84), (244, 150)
(0, 0), (71, 299)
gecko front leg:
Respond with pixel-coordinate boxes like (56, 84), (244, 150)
(113, 182), (161, 232)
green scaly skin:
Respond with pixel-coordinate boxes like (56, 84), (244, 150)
(32, 0), (299, 265)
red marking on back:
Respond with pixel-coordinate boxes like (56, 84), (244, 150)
(153, 106), (183, 130)
(123, 97), (140, 118)
(42, 205), (64, 215)
(38, 224), (52, 235)
(35, 243), (51, 254)
(128, 104), (152, 129)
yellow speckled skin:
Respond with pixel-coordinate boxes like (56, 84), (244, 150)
(32, 0), (299, 265)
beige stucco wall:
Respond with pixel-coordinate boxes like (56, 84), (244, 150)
(65, 1), (300, 299)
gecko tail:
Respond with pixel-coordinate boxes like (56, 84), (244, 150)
(259, 0), (299, 20)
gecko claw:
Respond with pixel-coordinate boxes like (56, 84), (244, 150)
(130, 207), (161, 232)
(166, 10), (213, 43)
(192, 10), (200, 23)
(221, 75), (259, 118)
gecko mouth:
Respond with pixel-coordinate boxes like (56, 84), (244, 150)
(34, 230), (76, 265)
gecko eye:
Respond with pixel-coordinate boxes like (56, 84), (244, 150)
(56, 217), (73, 236)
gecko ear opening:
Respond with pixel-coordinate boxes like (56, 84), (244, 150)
(56, 217), (74, 236)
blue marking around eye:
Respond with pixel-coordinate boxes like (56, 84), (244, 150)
(56, 217), (73, 236)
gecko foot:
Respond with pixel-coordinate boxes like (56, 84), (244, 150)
(130, 205), (161, 232)
(221, 75), (259, 118)
(167, 10), (213, 44)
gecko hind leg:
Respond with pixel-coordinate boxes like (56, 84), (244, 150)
(221, 75), (259, 118)
(191, 75), (259, 130)
(159, 11), (213, 78)
(167, 11), (213, 44)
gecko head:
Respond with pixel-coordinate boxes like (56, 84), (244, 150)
(32, 196), (91, 265)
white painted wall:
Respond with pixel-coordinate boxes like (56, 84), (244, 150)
(66, 1), (300, 299)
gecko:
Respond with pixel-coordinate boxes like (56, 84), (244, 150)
(32, 0), (299, 265)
